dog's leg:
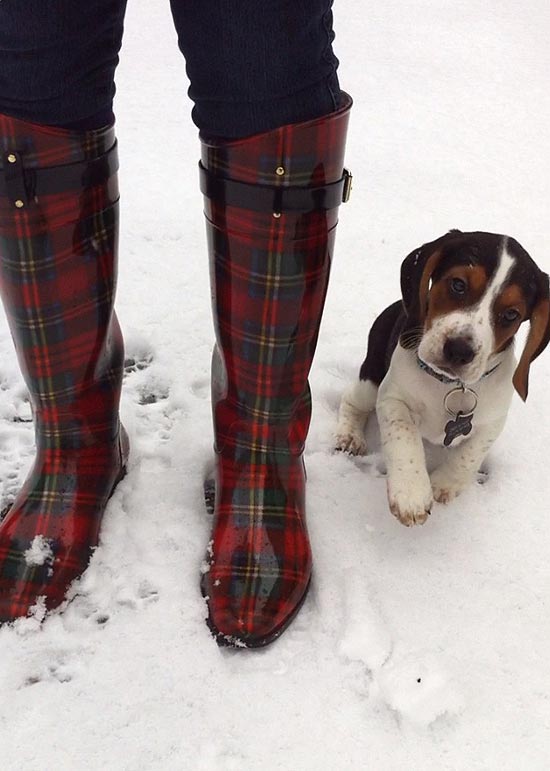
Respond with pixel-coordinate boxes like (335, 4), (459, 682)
(377, 396), (433, 526)
(430, 417), (506, 503)
(335, 378), (378, 455)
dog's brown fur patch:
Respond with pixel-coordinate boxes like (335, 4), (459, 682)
(493, 283), (527, 353)
(425, 265), (488, 329)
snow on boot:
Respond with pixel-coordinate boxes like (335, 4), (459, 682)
(0, 115), (128, 622)
(200, 95), (352, 646)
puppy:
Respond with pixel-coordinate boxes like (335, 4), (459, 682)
(336, 230), (550, 526)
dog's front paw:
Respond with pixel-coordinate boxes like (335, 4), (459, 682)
(387, 474), (433, 527)
(334, 430), (367, 456)
(430, 467), (472, 504)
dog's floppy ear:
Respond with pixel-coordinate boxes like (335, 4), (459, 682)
(399, 230), (461, 348)
(513, 270), (550, 401)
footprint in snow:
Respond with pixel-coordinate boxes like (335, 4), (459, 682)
(123, 353), (153, 377)
(137, 380), (169, 406)
(123, 339), (178, 447)
(56, 575), (160, 638)
(22, 659), (76, 688)
(114, 579), (161, 610)
(124, 348), (169, 406)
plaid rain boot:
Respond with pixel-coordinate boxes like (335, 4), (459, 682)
(200, 94), (352, 646)
(0, 115), (128, 622)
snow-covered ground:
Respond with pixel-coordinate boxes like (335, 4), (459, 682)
(1, 1), (549, 768)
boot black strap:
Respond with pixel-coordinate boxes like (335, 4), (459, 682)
(199, 162), (352, 214)
(0, 142), (119, 209)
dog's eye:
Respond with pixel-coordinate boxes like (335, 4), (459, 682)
(500, 308), (521, 324)
(449, 278), (467, 296)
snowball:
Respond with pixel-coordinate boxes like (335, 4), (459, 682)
(373, 651), (465, 727)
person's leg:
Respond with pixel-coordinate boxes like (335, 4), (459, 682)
(170, 0), (341, 138)
(0, 1), (128, 621)
(0, 0), (127, 128)
(171, 0), (352, 646)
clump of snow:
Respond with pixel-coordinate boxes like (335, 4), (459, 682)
(12, 596), (48, 636)
(24, 535), (54, 567)
(372, 650), (465, 727)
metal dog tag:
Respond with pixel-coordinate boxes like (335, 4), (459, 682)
(443, 385), (477, 446)
(443, 411), (473, 446)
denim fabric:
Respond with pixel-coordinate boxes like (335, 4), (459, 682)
(0, 0), (341, 137)
(169, 0), (341, 137)
(0, 1), (128, 130)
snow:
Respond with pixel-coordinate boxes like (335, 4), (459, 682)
(1, 0), (550, 768)
(24, 535), (54, 568)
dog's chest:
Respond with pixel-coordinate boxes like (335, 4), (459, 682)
(380, 347), (513, 447)
(414, 395), (474, 446)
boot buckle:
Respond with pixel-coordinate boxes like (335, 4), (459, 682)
(342, 168), (353, 203)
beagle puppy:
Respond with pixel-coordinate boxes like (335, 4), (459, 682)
(336, 230), (550, 526)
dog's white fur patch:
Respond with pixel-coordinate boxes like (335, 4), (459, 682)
(335, 379), (378, 455)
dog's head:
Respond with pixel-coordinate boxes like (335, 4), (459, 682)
(400, 230), (550, 399)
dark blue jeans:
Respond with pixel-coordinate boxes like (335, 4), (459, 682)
(0, 0), (341, 137)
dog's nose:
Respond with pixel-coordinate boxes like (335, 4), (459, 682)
(443, 337), (475, 366)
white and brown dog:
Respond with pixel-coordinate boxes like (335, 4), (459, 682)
(336, 230), (550, 526)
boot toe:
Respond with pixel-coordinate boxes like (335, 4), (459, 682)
(0, 528), (95, 623)
(202, 570), (311, 648)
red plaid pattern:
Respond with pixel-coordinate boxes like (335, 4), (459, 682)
(201, 95), (352, 646)
(0, 115), (127, 622)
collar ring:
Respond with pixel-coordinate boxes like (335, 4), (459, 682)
(444, 385), (478, 419)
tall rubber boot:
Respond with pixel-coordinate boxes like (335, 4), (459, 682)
(0, 115), (128, 622)
(200, 94), (352, 647)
